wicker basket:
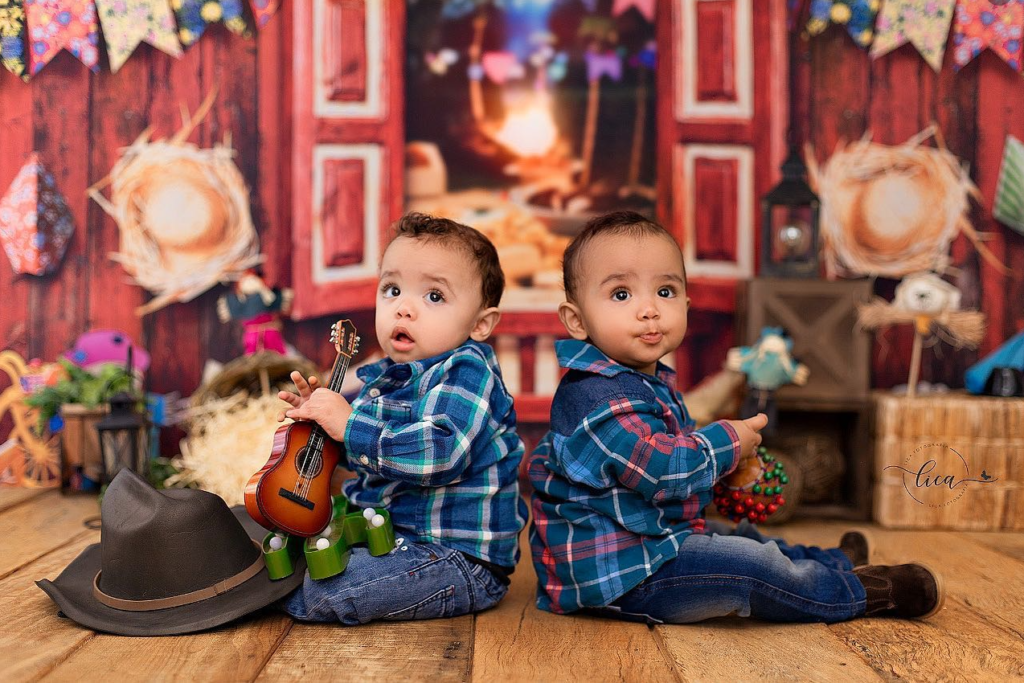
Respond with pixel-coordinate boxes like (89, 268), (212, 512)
(873, 391), (1024, 530)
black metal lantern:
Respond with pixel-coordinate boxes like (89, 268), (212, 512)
(95, 392), (149, 486)
(761, 146), (820, 278)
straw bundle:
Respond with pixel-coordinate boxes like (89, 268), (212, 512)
(168, 392), (282, 506)
(89, 91), (263, 316)
(808, 126), (1008, 278)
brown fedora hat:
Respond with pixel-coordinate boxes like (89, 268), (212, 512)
(37, 469), (304, 636)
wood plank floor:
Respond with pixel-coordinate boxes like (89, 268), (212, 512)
(3, 487), (1023, 682)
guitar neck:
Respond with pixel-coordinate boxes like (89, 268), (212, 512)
(308, 352), (352, 443)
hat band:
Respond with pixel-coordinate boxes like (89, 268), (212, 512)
(91, 541), (266, 612)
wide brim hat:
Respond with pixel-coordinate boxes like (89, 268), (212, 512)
(36, 470), (305, 636)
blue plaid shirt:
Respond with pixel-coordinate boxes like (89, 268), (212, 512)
(342, 339), (527, 569)
(529, 340), (741, 613)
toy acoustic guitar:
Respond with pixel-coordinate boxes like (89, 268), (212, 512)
(245, 320), (359, 537)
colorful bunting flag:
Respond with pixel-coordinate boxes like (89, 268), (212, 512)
(994, 135), (1024, 237)
(172, 0), (249, 48)
(0, 153), (75, 276)
(24, 0), (100, 75)
(95, 0), (181, 74)
(952, 0), (1024, 71)
(0, 0), (27, 80)
(611, 0), (655, 22)
(872, 0), (956, 71)
(585, 50), (622, 82)
(806, 0), (880, 47)
(482, 51), (520, 84)
(247, 0), (278, 29)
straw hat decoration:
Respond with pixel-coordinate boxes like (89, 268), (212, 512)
(807, 126), (1009, 279)
(88, 90), (263, 316)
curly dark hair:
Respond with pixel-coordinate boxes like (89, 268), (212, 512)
(562, 211), (685, 301)
(388, 212), (505, 308)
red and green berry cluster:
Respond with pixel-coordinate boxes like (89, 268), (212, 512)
(712, 446), (788, 524)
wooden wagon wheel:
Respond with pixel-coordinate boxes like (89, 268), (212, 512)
(0, 351), (61, 488)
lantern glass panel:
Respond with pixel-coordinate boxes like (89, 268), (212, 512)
(768, 204), (816, 264)
(98, 419), (149, 485)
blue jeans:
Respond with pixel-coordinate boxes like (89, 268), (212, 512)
(279, 538), (508, 624)
(599, 520), (867, 624)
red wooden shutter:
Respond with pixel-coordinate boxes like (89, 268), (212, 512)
(290, 0), (405, 320)
(657, 0), (788, 313)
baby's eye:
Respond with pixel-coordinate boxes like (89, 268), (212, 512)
(426, 290), (445, 304)
(658, 287), (676, 298)
(612, 289), (631, 302)
(381, 284), (400, 298)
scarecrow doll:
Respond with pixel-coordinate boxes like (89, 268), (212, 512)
(217, 270), (294, 356)
(726, 327), (809, 437)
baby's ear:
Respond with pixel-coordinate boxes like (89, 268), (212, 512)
(558, 301), (588, 340)
(470, 307), (502, 342)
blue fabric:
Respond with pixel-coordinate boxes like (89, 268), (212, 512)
(966, 328), (1024, 394)
(341, 339), (528, 569)
(597, 519), (867, 624)
(529, 339), (741, 614)
(279, 538), (507, 624)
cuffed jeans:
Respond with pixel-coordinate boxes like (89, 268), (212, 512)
(598, 520), (867, 624)
(279, 539), (508, 624)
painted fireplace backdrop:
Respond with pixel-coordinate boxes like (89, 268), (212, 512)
(1, 0), (1023, 443)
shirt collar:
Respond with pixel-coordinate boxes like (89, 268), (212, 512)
(355, 339), (490, 385)
(555, 339), (676, 386)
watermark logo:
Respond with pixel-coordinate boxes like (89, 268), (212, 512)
(884, 443), (998, 507)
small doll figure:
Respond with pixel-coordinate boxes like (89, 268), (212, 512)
(726, 326), (809, 437)
(217, 270), (294, 355)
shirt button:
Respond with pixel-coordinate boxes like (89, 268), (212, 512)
(368, 388), (381, 398)
(359, 455), (370, 465)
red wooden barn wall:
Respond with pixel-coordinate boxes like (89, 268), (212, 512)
(1, 18), (1022, 449)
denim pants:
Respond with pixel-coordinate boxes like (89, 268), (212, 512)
(279, 538), (508, 624)
(601, 520), (867, 624)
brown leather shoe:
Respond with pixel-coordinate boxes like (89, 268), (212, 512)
(839, 530), (872, 567)
(853, 563), (945, 619)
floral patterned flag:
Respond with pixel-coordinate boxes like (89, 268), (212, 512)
(952, 0), (1024, 71)
(871, 0), (956, 71)
(0, 0), (27, 80)
(95, 0), (181, 73)
(994, 135), (1024, 236)
(172, 0), (249, 48)
(248, 0), (277, 28)
(24, 0), (100, 75)
(807, 0), (880, 47)
(0, 154), (75, 276)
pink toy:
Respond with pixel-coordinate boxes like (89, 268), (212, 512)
(62, 329), (151, 374)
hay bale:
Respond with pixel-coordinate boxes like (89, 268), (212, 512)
(191, 352), (319, 407)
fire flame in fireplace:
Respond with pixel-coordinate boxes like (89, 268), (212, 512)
(494, 99), (558, 158)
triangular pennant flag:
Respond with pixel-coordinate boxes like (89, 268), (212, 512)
(871, 0), (956, 71)
(0, 153), (75, 276)
(0, 0), (28, 80)
(23, 0), (100, 75)
(482, 51), (519, 84)
(994, 135), (1024, 237)
(248, 0), (278, 29)
(806, 0), (879, 48)
(952, 0), (1024, 71)
(172, 0), (250, 48)
(611, 0), (655, 22)
(95, 0), (181, 73)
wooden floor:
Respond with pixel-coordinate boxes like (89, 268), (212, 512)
(3, 487), (1024, 682)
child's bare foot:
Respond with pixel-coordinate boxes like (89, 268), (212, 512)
(853, 564), (945, 619)
(839, 530), (872, 567)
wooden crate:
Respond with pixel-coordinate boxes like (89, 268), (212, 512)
(873, 391), (1024, 530)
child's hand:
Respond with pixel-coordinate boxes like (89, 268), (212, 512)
(283, 387), (353, 442)
(277, 371), (320, 421)
(727, 413), (768, 461)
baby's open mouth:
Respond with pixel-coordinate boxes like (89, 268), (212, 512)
(392, 329), (415, 346)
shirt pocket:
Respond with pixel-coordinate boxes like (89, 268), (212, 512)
(377, 399), (413, 423)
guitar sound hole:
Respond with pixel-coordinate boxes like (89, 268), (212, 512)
(294, 446), (324, 479)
